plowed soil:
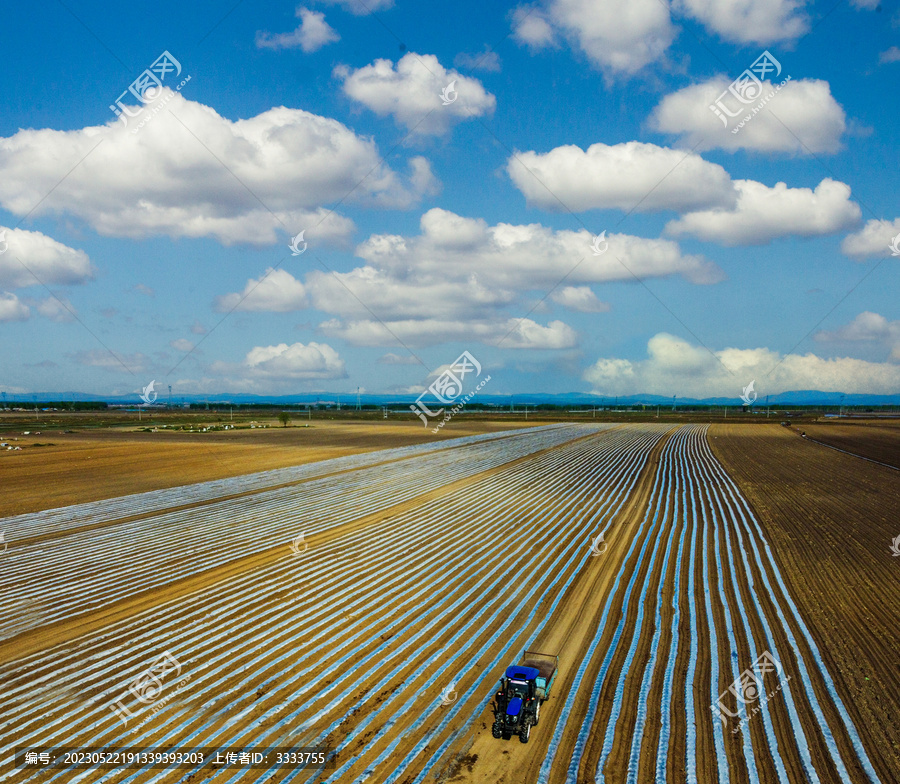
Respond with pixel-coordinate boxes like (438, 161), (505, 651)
(710, 423), (900, 782)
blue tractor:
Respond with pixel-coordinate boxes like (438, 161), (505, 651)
(491, 650), (558, 743)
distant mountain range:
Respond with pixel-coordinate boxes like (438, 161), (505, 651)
(7, 390), (900, 407)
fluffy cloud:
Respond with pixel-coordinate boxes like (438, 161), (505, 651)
(880, 47), (900, 64)
(214, 268), (308, 312)
(256, 8), (340, 52)
(0, 292), (29, 322)
(516, 0), (676, 77)
(0, 227), (93, 289)
(841, 218), (900, 259)
(242, 341), (347, 379)
(0, 91), (432, 246)
(816, 312), (900, 361)
(651, 77), (846, 154)
(353, 208), (722, 290)
(584, 332), (900, 396)
(507, 141), (737, 213)
(674, 0), (809, 44)
(215, 209), (719, 331)
(666, 178), (860, 245)
(214, 209), (718, 350)
(320, 317), (577, 349)
(334, 53), (496, 135)
(511, 6), (557, 50)
(550, 285), (610, 312)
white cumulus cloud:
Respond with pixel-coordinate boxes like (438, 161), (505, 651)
(215, 268), (309, 312)
(242, 341), (347, 379)
(526, 0), (676, 77)
(584, 332), (900, 396)
(816, 311), (900, 361)
(214, 208), (719, 350)
(508, 141), (737, 213)
(841, 218), (900, 259)
(651, 76), (846, 154)
(0, 292), (29, 322)
(0, 91), (433, 247)
(511, 5), (558, 50)
(256, 8), (340, 52)
(666, 178), (860, 245)
(334, 53), (496, 135)
(674, 0), (809, 44)
(320, 316), (577, 349)
(0, 227), (93, 289)
(550, 286), (611, 313)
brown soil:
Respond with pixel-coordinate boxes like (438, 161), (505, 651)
(710, 423), (900, 783)
(0, 419), (528, 517)
(798, 421), (900, 468)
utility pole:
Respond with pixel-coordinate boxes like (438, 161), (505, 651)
(766, 394), (769, 418)
(672, 395), (676, 412)
(168, 385), (172, 407)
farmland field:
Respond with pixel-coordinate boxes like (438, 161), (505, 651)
(1, 422), (897, 783)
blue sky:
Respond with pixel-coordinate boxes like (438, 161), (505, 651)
(1, 0), (898, 402)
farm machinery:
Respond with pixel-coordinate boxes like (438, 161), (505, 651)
(491, 650), (558, 743)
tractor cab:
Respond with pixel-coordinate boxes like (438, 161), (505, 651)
(491, 652), (558, 744)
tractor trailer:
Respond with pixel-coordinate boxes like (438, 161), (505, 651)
(491, 650), (558, 743)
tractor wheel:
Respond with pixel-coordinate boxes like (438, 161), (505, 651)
(519, 723), (531, 743)
(492, 722), (503, 739)
(533, 702), (541, 726)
